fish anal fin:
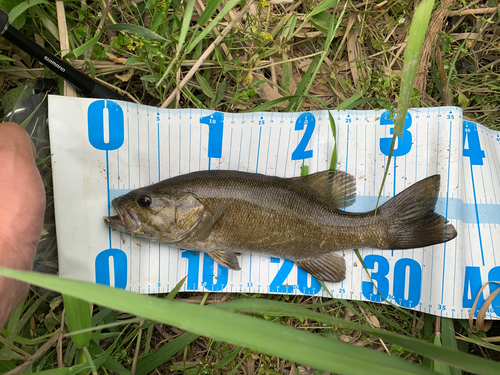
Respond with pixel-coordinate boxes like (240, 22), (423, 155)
(291, 170), (356, 208)
(295, 253), (346, 283)
(197, 201), (231, 240)
(208, 250), (240, 270)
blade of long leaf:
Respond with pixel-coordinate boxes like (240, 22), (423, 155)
(214, 298), (500, 375)
(0, 268), (437, 375)
(65, 32), (103, 59)
(177, 0), (196, 54)
(198, 0), (224, 26)
(8, 0), (49, 24)
(104, 24), (167, 41)
(62, 295), (92, 349)
(186, 0), (241, 54)
(135, 333), (199, 375)
(376, 0), (435, 210)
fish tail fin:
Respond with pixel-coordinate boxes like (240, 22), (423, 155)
(378, 175), (457, 249)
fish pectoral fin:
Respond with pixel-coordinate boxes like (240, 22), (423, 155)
(208, 250), (240, 271)
(295, 253), (346, 283)
(197, 201), (231, 240)
(290, 170), (356, 209)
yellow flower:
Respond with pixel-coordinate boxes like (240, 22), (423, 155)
(137, 41), (144, 48)
(261, 0), (269, 7)
(244, 75), (252, 84)
(159, 0), (166, 7)
(264, 32), (273, 41)
(128, 43), (136, 51)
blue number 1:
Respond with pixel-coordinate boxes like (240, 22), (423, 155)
(200, 112), (224, 158)
(291, 113), (315, 160)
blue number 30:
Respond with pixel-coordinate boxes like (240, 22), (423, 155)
(88, 100), (125, 151)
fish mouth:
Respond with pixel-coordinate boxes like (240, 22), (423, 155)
(104, 199), (141, 233)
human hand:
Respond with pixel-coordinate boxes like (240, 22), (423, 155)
(0, 122), (45, 330)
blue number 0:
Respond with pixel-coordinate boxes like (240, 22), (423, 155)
(379, 110), (412, 157)
(291, 113), (316, 160)
(87, 100), (124, 150)
(95, 249), (127, 289)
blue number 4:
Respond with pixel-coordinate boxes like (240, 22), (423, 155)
(463, 121), (485, 166)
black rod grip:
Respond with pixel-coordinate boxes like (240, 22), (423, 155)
(0, 9), (125, 101)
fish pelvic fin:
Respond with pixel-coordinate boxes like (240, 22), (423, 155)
(208, 250), (240, 270)
(290, 170), (356, 209)
(295, 253), (346, 283)
(379, 175), (457, 249)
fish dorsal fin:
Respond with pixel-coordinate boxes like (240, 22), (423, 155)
(196, 201), (231, 241)
(208, 250), (240, 270)
(291, 170), (356, 208)
(295, 253), (346, 283)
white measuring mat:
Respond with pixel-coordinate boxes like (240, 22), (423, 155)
(48, 96), (500, 320)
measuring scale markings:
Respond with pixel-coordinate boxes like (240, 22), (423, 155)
(80, 99), (500, 317)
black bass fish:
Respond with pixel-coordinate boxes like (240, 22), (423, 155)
(104, 170), (457, 283)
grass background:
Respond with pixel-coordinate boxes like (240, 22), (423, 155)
(0, 0), (500, 374)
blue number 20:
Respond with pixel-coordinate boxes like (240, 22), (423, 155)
(291, 113), (316, 160)
(87, 100), (124, 150)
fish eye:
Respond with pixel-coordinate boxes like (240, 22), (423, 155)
(137, 195), (152, 208)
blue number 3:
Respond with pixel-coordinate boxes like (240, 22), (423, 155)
(379, 110), (412, 157)
(88, 100), (124, 151)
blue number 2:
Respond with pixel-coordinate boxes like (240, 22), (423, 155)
(200, 112), (224, 158)
(379, 110), (412, 157)
(463, 121), (485, 166)
(291, 113), (316, 160)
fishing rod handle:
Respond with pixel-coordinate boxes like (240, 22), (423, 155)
(0, 9), (125, 101)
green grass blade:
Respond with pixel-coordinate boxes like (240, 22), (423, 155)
(8, 0), (49, 24)
(88, 341), (132, 375)
(440, 318), (461, 375)
(394, 0), (434, 136)
(186, 0), (241, 54)
(135, 333), (201, 375)
(195, 71), (216, 99)
(65, 32), (103, 59)
(62, 295), (92, 349)
(0, 268), (436, 375)
(291, 1), (346, 111)
(248, 96), (298, 112)
(198, 0), (224, 26)
(165, 276), (186, 300)
(214, 298), (500, 375)
(307, 0), (340, 18)
(376, 0), (434, 209)
(328, 111), (337, 170)
(177, 0), (196, 55)
(104, 24), (167, 41)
